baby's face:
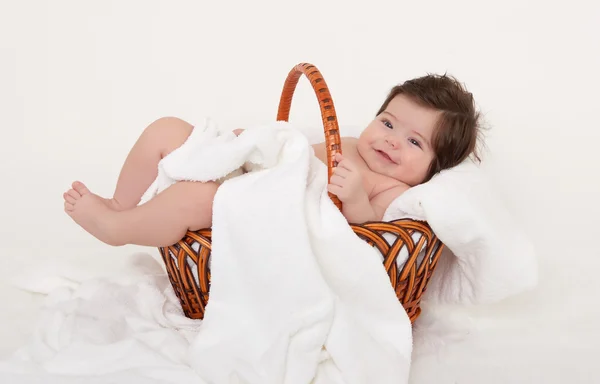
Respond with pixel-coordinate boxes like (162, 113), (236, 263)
(357, 95), (438, 186)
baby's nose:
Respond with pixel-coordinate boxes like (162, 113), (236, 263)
(385, 136), (400, 148)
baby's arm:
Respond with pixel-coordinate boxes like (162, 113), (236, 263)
(327, 153), (379, 223)
(340, 196), (378, 223)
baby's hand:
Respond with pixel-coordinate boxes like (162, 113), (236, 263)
(327, 153), (368, 204)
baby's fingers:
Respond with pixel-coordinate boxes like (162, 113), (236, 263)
(336, 156), (356, 171)
(334, 152), (352, 168)
(327, 183), (342, 196)
(331, 166), (349, 179)
(329, 174), (345, 186)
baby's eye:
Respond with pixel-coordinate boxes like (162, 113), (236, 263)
(409, 138), (421, 148)
(382, 120), (393, 129)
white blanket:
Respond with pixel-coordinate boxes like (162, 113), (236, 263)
(384, 160), (538, 306)
(151, 119), (414, 383)
(0, 119), (537, 383)
(0, 255), (205, 383)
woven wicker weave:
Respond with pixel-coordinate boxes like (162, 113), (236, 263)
(158, 63), (444, 323)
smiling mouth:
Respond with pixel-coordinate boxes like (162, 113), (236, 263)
(376, 149), (396, 164)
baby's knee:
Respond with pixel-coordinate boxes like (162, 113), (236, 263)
(146, 116), (194, 157)
(149, 116), (193, 135)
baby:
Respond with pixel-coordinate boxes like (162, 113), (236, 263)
(63, 74), (481, 248)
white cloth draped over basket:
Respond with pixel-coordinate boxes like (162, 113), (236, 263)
(0, 119), (537, 384)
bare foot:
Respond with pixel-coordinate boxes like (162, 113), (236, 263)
(103, 197), (125, 211)
(63, 181), (124, 246)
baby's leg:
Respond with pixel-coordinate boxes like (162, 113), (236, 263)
(63, 116), (217, 247)
(64, 180), (218, 247)
(108, 116), (195, 210)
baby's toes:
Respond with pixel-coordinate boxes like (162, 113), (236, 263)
(72, 181), (90, 196)
(64, 190), (78, 204)
(64, 201), (74, 212)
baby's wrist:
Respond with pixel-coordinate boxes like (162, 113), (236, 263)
(341, 195), (376, 223)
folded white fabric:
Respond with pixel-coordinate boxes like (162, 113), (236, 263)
(140, 116), (286, 203)
(0, 254), (205, 383)
(383, 160), (538, 305)
(162, 120), (414, 383)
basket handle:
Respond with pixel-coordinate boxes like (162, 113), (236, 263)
(276, 63), (343, 211)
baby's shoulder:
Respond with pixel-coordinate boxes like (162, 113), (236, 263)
(340, 137), (358, 147)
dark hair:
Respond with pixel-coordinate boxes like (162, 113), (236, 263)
(377, 74), (482, 181)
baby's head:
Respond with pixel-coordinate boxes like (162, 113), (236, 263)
(357, 74), (482, 186)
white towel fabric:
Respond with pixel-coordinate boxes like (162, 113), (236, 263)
(0, 118), (537, 383)
(0, 254), (205, 384)
(146, 119), (414, 383)
(383, 160), (538, 306)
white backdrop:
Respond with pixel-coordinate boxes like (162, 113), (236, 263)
(1, 0), (599, 382)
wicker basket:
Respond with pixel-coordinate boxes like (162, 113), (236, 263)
(158, 63), (445, 323)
